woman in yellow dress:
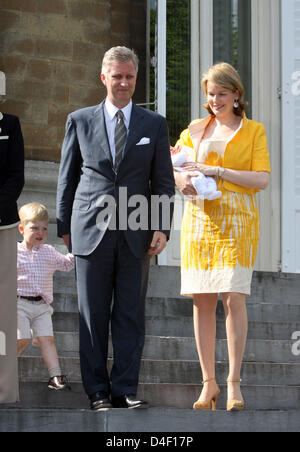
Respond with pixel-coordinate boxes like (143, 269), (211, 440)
(173, 63), (271, 411)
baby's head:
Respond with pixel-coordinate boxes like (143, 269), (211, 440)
(19, 203), (49, 249)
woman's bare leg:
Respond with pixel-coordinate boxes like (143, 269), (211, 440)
(222, 292), (248, 401)
(193, 293), (219, 401)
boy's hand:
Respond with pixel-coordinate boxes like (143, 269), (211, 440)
(62, 234), (70, 249)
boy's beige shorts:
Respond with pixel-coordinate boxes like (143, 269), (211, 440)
(17, 299), (54, 340)
(0, 227), (19, 404)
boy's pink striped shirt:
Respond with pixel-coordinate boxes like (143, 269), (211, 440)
(17, 242), (75, 304)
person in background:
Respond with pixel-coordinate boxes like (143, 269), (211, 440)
(17, 203), (74, 391)
(0, 70), (24, 404)
(173, 62), (271, 411)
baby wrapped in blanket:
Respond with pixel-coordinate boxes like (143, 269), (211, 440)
(171, 146), (222, 200)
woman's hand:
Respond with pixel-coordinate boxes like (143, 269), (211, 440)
(170, 144), (182, 156)
(174, 171), (199, 197)
(181, 162), (218, 177)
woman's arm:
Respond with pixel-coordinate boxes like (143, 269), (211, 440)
(174, 171), (198, 197)
(182, 162), (270, 191)
(171, 145), (198, 196)
(221, 168), (270, 190)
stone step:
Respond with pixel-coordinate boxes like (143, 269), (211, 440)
(52, 293), (300, 324)
(3, 381), (300, 410)
(0, 408), (299, 432)
(147, 299), (300, 323)
(51, 312), (300, 340)
(21, 333), (299, 364)
(5, 381), (300, 411)
(53, 268), (300, 306)
(147, 267), (300, 305)
(18, 357), (300, 386)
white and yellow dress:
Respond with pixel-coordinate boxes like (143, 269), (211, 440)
(177, 116), (271, 297)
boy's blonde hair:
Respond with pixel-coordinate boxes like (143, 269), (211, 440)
(19, 203), (49, 226)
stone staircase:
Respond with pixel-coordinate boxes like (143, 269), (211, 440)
(0, 266), (300, 432)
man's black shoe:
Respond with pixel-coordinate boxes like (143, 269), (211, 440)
(90, 392), (112, 411)
(111, 394), (149, 409)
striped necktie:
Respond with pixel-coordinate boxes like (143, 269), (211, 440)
(114, 110), (127, 171)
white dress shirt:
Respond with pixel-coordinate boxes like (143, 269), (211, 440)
(103, 98), (132, 164)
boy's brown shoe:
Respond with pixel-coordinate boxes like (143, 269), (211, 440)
(48, 375), (71, 391)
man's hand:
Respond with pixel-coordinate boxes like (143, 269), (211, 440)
(62, 234), (70, 249)
(147, 231), (167, 256)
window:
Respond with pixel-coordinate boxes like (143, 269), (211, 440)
(213, 0), (252, 117)
(149, 0), (191, 145)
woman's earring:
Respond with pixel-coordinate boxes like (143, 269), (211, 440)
(234, 100), (239, 109)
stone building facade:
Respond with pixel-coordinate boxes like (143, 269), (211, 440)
(0, 0), (147, 162)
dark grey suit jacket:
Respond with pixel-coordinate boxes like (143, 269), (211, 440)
(56, 101), (175, 257)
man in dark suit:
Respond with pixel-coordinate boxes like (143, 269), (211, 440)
(57, 47), (175, 410)
(0, 71), (25, 403)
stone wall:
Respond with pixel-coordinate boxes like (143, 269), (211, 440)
(0, 0), (147, 162)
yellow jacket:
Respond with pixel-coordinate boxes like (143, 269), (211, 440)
(176, 115), (271, 194)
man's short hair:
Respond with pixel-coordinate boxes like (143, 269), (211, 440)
(19, 203), (49, 226)
(101, 46), (139, 74)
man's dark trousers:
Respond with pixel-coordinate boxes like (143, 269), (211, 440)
(76, 228), (151, 398)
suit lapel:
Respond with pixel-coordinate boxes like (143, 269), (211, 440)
(123, 104), (145, 160)
(92, 102), (113, 166)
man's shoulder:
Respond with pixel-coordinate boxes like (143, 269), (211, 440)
(68, 103), (103, 122)
(134, 104), (166, 123)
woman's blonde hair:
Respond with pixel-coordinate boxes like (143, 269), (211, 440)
(19, 203), (49, 226)
(201, 62), (248, 117)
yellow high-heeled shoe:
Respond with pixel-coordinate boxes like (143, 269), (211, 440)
(227, 379), (245, 412)
(193, 378), (220, 411)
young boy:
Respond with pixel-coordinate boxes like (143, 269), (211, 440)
(17, 202), (74, 390)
